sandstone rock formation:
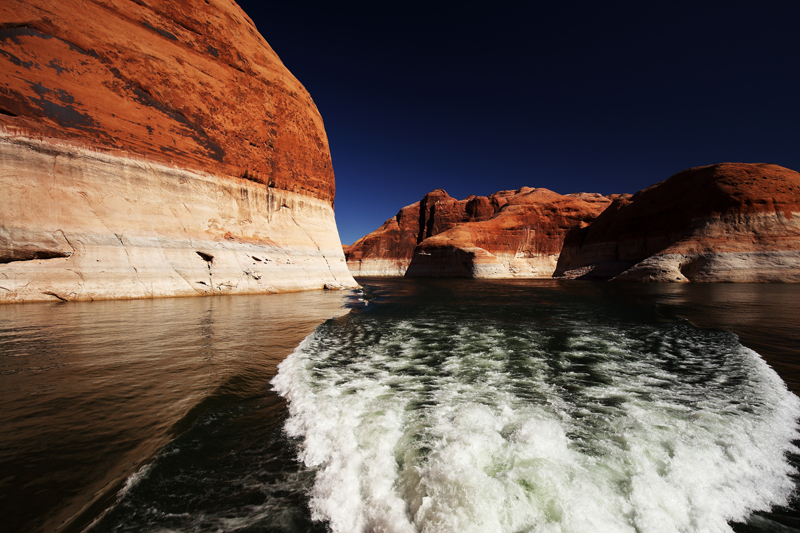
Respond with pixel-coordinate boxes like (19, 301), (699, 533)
(0, 0), (356, 302)
(553, 163), (800, 282)
(344, 189), (491, 276)
(345, 188), (613, 278)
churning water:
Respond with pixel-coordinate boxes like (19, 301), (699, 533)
(2, 279), (800, 532)
(274, 280), (800, 533)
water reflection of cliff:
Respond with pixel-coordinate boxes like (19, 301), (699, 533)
(0, 291), (350, 532)
(640, 283), (800, 393)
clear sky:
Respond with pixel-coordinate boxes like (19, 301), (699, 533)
(238, 1), (800, 245)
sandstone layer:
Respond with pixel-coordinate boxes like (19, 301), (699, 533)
(0, 0), (356, 302)
(554, 163), (800, 282)
(345, 188), (612, 278)
(0, 0), (334, 200)
(0, 135), (354, 303)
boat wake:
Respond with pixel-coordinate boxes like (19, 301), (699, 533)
(274, 310), (800, 533)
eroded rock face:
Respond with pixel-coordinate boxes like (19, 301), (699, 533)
(343, 189), (504, 276)
(553, 163), (800, 282)
(345, 187), (613, 278)
(0, 0), (334, 200)
(406, 189), (613, 278)
(0, 0), (356, 302)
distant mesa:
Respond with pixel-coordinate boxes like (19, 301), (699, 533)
(344, 188), (614, 278)
(554, 162), (800, 282)
(346, 162), (800, 283)
(0, 0), (355, 303)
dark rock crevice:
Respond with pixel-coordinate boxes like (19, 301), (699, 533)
(0, 249), (72, 264)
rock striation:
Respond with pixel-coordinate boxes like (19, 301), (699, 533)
(0, 0), (356, 302)
(554, 163), (800, 282)
(345, 188), (613, 278)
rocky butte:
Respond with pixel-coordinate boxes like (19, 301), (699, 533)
(344, 188), (613, 278)
(0, 0), (356, 302)
(554, 163), (800, 282)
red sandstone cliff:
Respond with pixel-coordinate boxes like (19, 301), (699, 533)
(553, 163), (800, 282)
(0, 0), (356, 303)
(344, 189), (501, 275)
(0, 0), (333, 201)
(345, 188), (613, 278)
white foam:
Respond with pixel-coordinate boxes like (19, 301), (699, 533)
(273, 320), (800, 533)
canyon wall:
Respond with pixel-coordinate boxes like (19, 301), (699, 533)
(345, 188), (612, 278)
(344, 189), (493, 276)
(0, 0), (356, 302)
(554, 163), (800, 282)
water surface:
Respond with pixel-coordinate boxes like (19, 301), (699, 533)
(0, 291), (350, 532)
(1, 280), (799, 532)
(274, 279), (800, 533)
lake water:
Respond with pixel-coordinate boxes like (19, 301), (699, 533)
(1, 279), (799, 532)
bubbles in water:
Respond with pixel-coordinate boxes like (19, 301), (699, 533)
(273, 311), (800, 533)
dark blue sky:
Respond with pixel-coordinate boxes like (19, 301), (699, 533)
(239, 1), (800, 245)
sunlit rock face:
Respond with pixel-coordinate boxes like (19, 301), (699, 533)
(554, 163), (800, 282)
(344, 189), (484, 276)
(0, 0), (356, 302)
(345, 188), (613, 278)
